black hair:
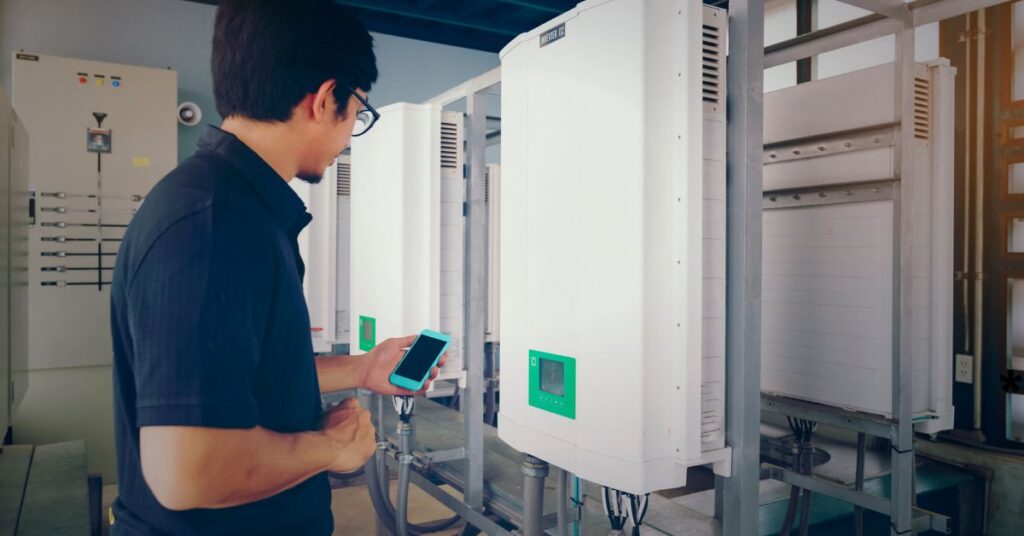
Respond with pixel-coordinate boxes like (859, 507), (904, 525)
(212, 0), (379, 122)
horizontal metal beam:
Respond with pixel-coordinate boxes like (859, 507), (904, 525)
(769, 467), (951, 534)
(406, 469), (514, 535)
(765, 0), (1007, 68)
(765, 13), (895, 68)
(335, 0), (521, 36)
(836, 0), (912, 22)
(424, 67), (501, 106)
(912, 0), (1007, 26)
(761, 394), (895, 438)
(770, 467), (892, 515)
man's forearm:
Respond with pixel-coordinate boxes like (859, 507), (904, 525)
(141, 426), (339, 510)
(315, 354), (367, 393)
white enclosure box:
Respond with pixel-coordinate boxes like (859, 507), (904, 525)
(350, 103), (466, 382)
(336, 154), (352, 348)
(485, 164), (500, 344)
(498, 0), (729, 494)
(760, 61), (955, 433)
(290, 154), (351, 353)
(1, 86), (11, 435)
(12, 53), (176, 478)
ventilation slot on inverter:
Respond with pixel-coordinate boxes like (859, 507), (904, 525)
(913, 76), (931, 141)
(336, 159), (351, 196)
(702, 23), (723, 105)
(441, 121), (460, 170)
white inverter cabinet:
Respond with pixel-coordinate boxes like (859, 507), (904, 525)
(349, 103), (467, 383)
(760, 61), (956, 434)
(290, 154), (351, 353)
(498, 0), (729, 494)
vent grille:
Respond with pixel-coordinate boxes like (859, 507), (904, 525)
(441, 121), (459, 169)
(702, 23), (723, 105)
(484, 167), (490, 204)
(336, 160), (351, 196)
(913, 76), (931, 141)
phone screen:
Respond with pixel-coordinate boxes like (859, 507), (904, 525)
(393, 335), (446, 380)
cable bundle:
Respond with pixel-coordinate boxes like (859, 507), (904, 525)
(393, 395), (415, 422)
(602, 487), (649, 536)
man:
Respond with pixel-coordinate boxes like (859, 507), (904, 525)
(109, 1), (442, 533)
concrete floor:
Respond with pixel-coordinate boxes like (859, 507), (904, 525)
(101, 481), (465, 535)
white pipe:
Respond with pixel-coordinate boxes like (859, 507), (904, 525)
(972, 9), (987, 433)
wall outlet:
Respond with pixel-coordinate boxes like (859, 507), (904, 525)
(955, 354), (974, 384)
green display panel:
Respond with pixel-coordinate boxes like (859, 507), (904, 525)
(529, 350), (576, 419)
(358, 315), (376, 351)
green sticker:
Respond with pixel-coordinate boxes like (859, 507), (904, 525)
(529, 349), (576, 419)
(358, 315), (376, 351)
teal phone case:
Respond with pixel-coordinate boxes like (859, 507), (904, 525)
(388, 329), (451, 391)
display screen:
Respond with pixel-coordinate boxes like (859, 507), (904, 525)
(361, 318), (373, 342)
(393, 335), (446, 380)
(539, 358), (565, 397)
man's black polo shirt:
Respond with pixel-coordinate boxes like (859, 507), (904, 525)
(110, 126), (329, 535)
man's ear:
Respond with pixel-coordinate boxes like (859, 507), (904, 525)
(311, 79), (337, 123)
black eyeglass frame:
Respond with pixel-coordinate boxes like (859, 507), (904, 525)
(350, 90), (380, 137)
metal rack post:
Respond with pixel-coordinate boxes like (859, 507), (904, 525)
(718, 1), (765, 535)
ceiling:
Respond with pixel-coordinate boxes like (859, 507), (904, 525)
(185, 0), (729, 53)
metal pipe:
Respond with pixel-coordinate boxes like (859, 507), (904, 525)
(962, 12), (973, 356)
(521, 455), (549, 536)
(397, 422), (413, 536)
(854, 433), (867, 536)
(972, 8), (987, 434)
(556, 469), (569, 536)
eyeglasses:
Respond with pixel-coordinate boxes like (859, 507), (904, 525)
(350, 90), (379, 137)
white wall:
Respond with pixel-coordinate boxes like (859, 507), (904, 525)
(0, 0), (497, 482)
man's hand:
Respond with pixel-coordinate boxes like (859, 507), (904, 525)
(359, 335), (447, 396)
(321, 398), (376, 474)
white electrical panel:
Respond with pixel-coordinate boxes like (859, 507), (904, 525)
(760, 61), (955, 433)
(498, 0), (729, 494)
(12, 53), (176, 477)
(13, 53), (176, 370)
(349, 103), (466, 382)
(1, 86), (9, 437)
(7, 94), (29, 426)
(485, 164), (500, 344)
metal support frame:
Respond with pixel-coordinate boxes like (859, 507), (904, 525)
(718, 1), (765, 535)
(462, 80), (491, 514)
(754, 1), (983, 533)
(362, 3), (989, 536)
(764, 0), (1006, 69)
(365, 73), (502, 535)
(836, 0), (912, 22)
(890, 16), (917, 536)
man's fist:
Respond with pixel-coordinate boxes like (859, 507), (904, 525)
(320, 398), (376, 474)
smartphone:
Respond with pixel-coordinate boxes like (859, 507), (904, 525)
(388, 330), (451, 391)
